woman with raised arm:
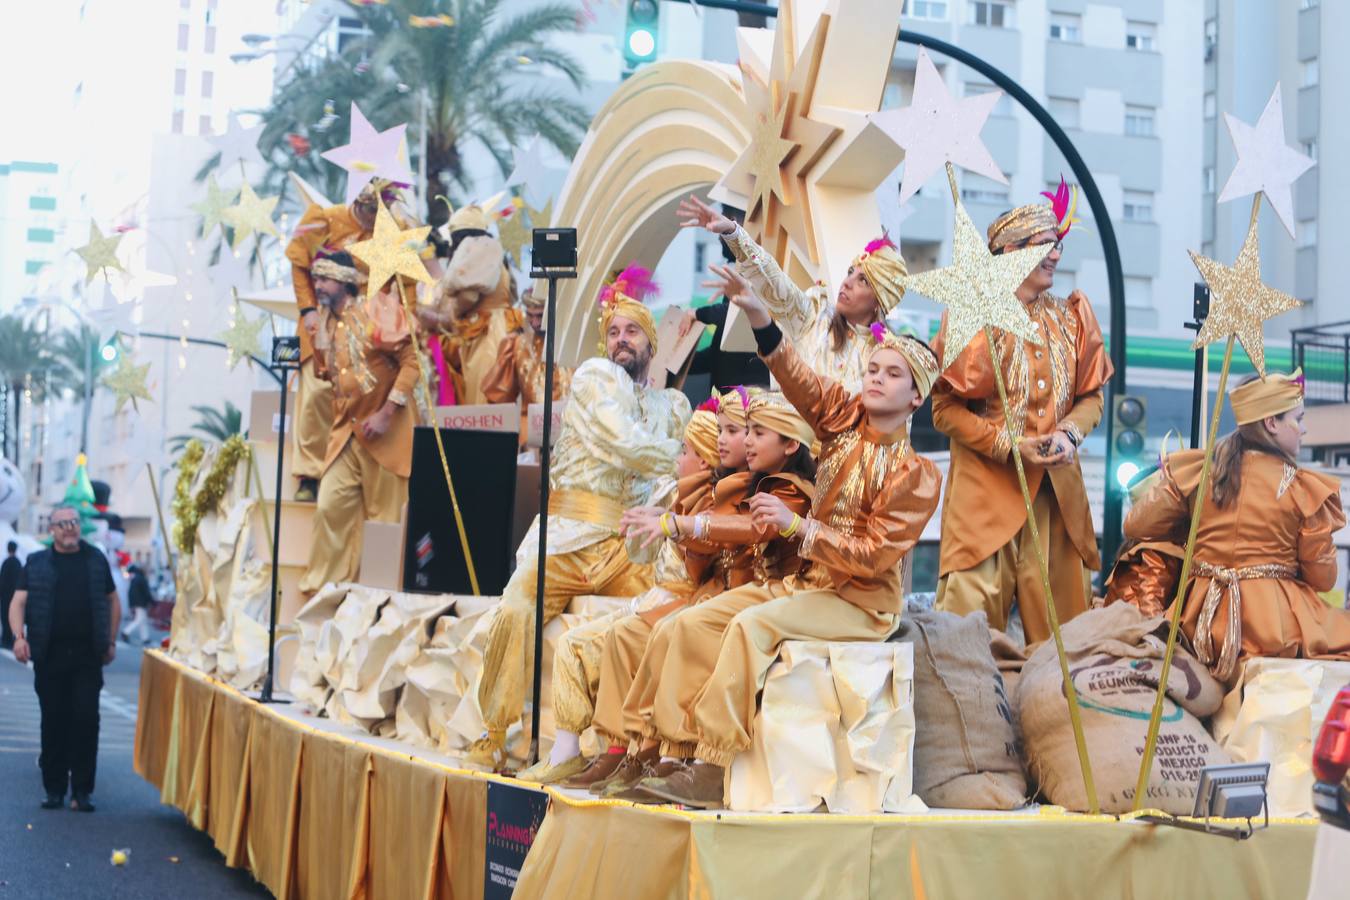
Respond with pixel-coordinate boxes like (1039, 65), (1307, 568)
(677, 194), (908, 394)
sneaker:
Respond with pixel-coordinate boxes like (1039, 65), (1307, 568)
(463, 732), (508, 771)
(41, 794), (64, 810)
(70, 793), (96, 813)
(636, 761), (726, 809)
(295, 478), (319, 502)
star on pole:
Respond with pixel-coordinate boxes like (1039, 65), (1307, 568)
(192, 176), (239, 238)
(1216, 84), (1315, 239)
(102, 352), (153, 413)
(210, 113), (267, 175)
(505, 134), (558, 205)
(347, 203), (433, 301)
(1189, 216), (1301, 379)
(497, 205), (531, 269)
(222, 182), (280, 249)
(320, 103), (415, 205)
(869, 48), (1007, 206)
(74, 221), (125, 284)
(531, 197), (554, 230)
(904, 199), (1050, 370)
(86, 286), (139, 345)
(216, 307), (268, 370)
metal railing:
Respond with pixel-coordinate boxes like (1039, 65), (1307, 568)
(1291, 321), (1350, 405)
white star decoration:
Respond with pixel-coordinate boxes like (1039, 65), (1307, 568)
(869, 48), (1007, 207)
(505, 134), (559, 206)
(210, 113), (266, 176)
(320, 103), (414, 205)
(1217, 84), (1315, 239)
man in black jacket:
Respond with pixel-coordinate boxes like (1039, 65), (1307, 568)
(8, 504), (120, 812)
(0, 540), (20, 648)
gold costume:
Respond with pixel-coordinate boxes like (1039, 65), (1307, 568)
(681, 337), (942, 766)
(1126, 451), (1348, 683)
(298, 302), (419, 599)
(284, 204), (372, 480)
(480, 329), (572, 406)
(474, 358), (691, 736)
(933, 288), (1112, 643)
(724, 225), (905, 394)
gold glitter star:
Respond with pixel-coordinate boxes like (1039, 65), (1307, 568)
(192, 175), (239, 238)
(1189, 215), (1301, 379)
(905, 199), (1051, 370)
(497, 205), (531, 269)
(347, 202), (433, 300)
(74, 221), (125, 284)
(216, 307), (267, 370)
(102, 352), (152, 413)
(222, 182), (280, 249)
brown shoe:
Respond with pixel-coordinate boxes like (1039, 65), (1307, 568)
(598, 754), (682, 800)
(637, 762), (725, 809)
(560, 750), (626, 790)
(582, 746), (659, 794)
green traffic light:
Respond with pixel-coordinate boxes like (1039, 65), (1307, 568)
(100, 343), (119, 362)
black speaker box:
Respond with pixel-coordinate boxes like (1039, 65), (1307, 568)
(404, 427), (519, 595)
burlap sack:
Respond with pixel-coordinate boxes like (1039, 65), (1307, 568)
(728, 641), (921, 814)
(1017, 603), (1230, 814)
(890, 612), (1028, 809)
(1212, 657), (1350, 817)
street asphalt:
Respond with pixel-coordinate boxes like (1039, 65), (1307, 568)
(0, 636), (270, 898)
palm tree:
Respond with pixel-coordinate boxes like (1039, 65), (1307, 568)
(0, 314), (66, 465)
(49, 324), (117, 453)
(199, 0), (590, 228)
(168, 401), (245, 454)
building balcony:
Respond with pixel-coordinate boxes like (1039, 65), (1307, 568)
(1045, 41), (1162, 108)
(1043, 130), (1162, 192)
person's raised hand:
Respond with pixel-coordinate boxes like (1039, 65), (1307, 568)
(703, 264), (770, 329)
(677, 195), (735, 236)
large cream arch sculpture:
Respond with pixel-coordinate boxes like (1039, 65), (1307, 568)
(544, 0), (906, 367)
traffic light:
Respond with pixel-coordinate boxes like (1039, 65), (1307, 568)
(1111, 394), (1147, 490)
(100, 341), (119, 363)
(624, 0), (659, 67)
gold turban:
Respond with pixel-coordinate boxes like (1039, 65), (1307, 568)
(597, 264), (660, 351)
(355, 178), (404, 207)
(853, 237), (908, 313)
(714, 385), (755, 427)
(684, 410), (721, 469)
(866, 323), (940, 401)
(520, 286), (545, 311)
(747, 391), (815, 448)
(1230, 369), (1305, 425)
(987, 203), (1059, 253)
(310, 256), (364, 285)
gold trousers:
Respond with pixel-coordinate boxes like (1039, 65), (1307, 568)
(552, 611), (627, 735)
(936, 481), (1091, 645)
(298, 437), (407, 598)
(633, 582), (787, 757)
(591, 614), (658, 746)
(476, 535), (652, 733)
(690, 590), (895, 767)
(292, 357), (334, 481)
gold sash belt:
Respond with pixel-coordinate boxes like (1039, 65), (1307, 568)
(1192, 560), (1298, 681)
(548, 488), (625, 530)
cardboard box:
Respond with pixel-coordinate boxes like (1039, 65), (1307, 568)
(525, 401), (567, 448)
(248, 388), (296, 445)
(359, 513), (408, 590)
(431, 402), (519, 434)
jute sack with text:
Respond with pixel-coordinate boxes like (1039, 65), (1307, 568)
(891, 611), (1028, 809)
(1017, 603), (1229, 814)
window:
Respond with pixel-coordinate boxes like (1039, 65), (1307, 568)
(204, 25), (216, 53)
(906, 0), (948, 19)
(177, 23), (189, 51)
(1124, 105), (1155, 136)
(1296, 220), (1317, 249)
(174, 68), (186, 95)
(1125, 276), (1153, 308)
(1123, 190), (1154, 222)
(969, 1), (1013, 28)
(963, 81), (1011, 117)
(1047, 96), (1080, 129)
(1301, 60), (1318, 87)
(960, 185), (1010, 205)
(1049, 13), (1080, 42)
(1301, 140), (1318, 160)
(25, 260), (47, 275)
(1204, 18), (1217, 61)
(1203, 92), (1216, 118)
(29, 196), (56, 211)
(1299, 0), (1319, 9)
(172, 110), (184, 133)
(199, 115), (213, 134)
(201, 70), (214, 98)
(26, 228), (55, 243)
(1126, 21), (1156, 51)
(1203, 166), (1215, 194)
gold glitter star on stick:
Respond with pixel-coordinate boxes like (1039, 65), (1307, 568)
(1189, 212), (1301, 380)
(192, 175), (239, 238)
(216, 306), (267, 370)
(222, 182), (280, 249)
(497, 203), (531, 269)
(531, 197), (554, 230)
(102, 352), (152, 413)
(74, 221), (125, 284)
(347, 202), (432, 300)
(904, 199), (1050, 370)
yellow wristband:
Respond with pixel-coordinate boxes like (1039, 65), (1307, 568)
(779, 513), (801, 539)
(660, 513), (674, 538)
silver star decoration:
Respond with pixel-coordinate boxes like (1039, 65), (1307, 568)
(1217, 84), (1315, 239)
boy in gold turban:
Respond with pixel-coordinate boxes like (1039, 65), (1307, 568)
(933, 183), (1112, 644)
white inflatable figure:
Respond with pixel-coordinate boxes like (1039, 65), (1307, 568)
(0, 457), (41, 561)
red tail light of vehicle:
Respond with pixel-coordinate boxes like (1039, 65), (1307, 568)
(1312, 686), (1350, 785)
